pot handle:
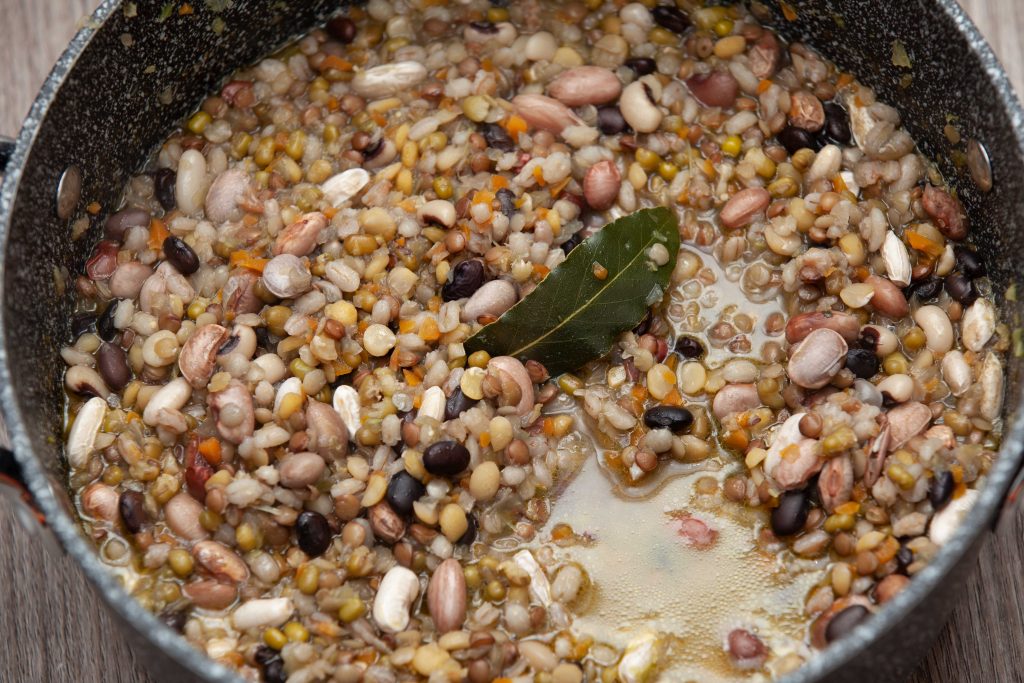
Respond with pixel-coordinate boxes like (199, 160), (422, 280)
(0, 447), (46, 528)
(0, 135), (14, 173)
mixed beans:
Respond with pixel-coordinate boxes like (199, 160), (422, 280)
(62, 1), (1005, 681)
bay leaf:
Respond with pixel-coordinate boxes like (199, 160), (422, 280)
(464, 207), (679, 375)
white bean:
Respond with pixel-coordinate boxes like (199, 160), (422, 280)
(913, 305), (953, 353)
(373, 566), (421, 632)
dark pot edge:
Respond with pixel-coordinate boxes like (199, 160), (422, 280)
(0, 1), (1021, 682)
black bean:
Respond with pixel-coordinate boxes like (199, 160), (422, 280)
(469, 20), (499, 33)
(776, 125), (822, 155)
(771, 489), (809, 536)
(596, 105), (628, 135)
(163, 236), (200, 275)
(97, 342), (131, 390)
(423, 440), (471, 476)
(296, 511), (332, 557)
(929, 470), (955, 510)
(820, 102), (851, 145)
(560, 231), (584, 254)
(152, 168), (177, 211)
(325, 16), (357, 43)
(97, 301), (119, 342)
(496, 187), (516, 219)
(255, 325), (272, 350)
(674, 335), (705, 358)
(363, 138), (384, 160)
(445, 388), (479, 421)
(825, 605), (870, 643)
(908, 276), (943, 301)
(442, 259), (485, 301)
(457, 513), (477, 545)
(386, 471), (426, 515)
(480, 123), (515, 152)
(72, 314), (97, 339)
(632, 309), (652, 336)
(954, 246), (986, 278)
(896, 544), (913, 573)
(625, 57), (657, 76)
(844, 348), (879, 380)
(105, 207), (151, 241)
(158, 609), (189, 633)
(944, 272), (977, 305)
(254, 646), (287, 683)
(651, 5), (691, 33)
(643, 406), (694, 433)
(119, 490), (149, 533)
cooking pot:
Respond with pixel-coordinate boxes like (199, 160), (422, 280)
(1, 1), (1022, 681)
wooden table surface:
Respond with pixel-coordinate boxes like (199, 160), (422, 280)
(2, 2), (1023, 682)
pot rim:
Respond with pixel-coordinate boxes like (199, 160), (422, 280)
(1, 1), (1022, 682)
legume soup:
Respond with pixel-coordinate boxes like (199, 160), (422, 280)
(61, 1), (1005, 681)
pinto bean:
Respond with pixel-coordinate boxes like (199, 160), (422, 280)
(720, 188), (770, 229)
(785, 310), (861, 344)
(273, 212), (327, 257)
(179, 324), (229, 388)
(922, 185), (967, 240)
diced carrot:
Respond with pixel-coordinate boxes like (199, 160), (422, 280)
(906, 230), (944, 257)
(780, 1), (798, 20)
(480, 432), (491, 448)
(399, 319), (417, 334)
(631, 385), (648, 403)
(481, 57), (494, 72)
(532, 264), (550, 278)
(148, 217), (170, 250)
(403, 369), (422, 387)
(505, 114), (527, 141)
(323, 207), (338, 219)
(229, 250), (269, 273)
(543, 417), (555, 436)
(757, 79), (773, 94)
(836, 73), (856, 89)
(490, 175), (509, 190)
(473, 189), (495, 205)
(326, 97), (339, 111)
(419, 318), (440, 341)
(532, 165), (546, 186)
(179, 3), (194, 15)
(661, 387), (683, 406)
(832, 174), (848, 193)
(550, 177), (571, 198)
(86, 201), (102, 215)
(198, 437), (222, 465)
(320, 55), (353, 72)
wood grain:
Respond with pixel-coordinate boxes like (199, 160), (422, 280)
(1, 2), (1022, 682)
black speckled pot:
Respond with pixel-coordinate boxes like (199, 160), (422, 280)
(1, 2), (1021, 682)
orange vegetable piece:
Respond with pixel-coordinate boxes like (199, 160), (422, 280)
(198, 437), (222, 465)
(906, 230), (944, 257)
(505, 115), (527, 141)
(418, 318), (440, 341)
(320, 55), (353, 72)
(148, 217), (170, 251)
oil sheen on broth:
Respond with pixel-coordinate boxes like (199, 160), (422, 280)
(533, 247), (816, 681)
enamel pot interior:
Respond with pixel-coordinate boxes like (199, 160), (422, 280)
(1, 1), (1022, 682)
